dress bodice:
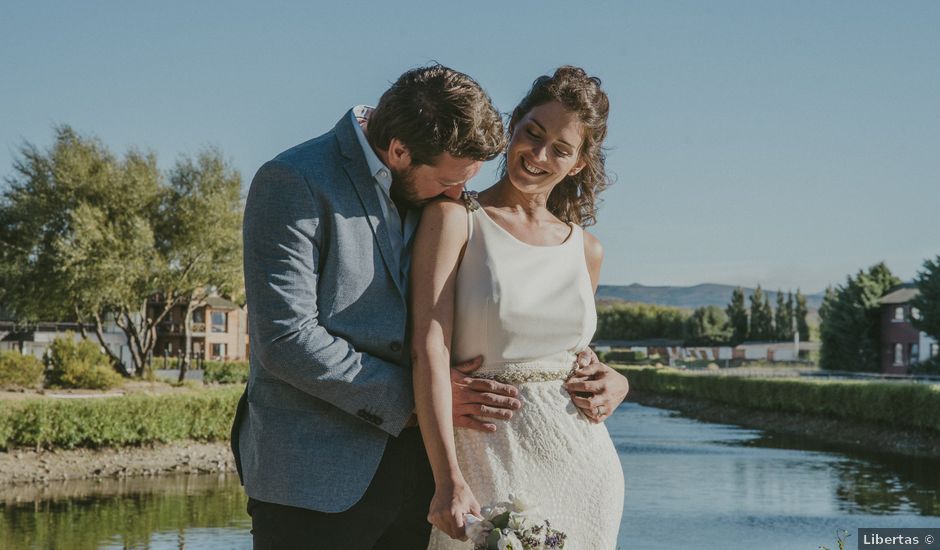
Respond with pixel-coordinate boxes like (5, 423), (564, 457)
(451, 193), (597, 374)
(430, 196), (623, 550)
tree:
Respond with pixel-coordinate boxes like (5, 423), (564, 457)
(0, 127), (243, 378)
(761, 292), (774, 340)
(912, 256), (940, 343)
(0, 126), (168, 374)
(684, 305), (732, 346)
(596, 302), (687, 341)
(158, 149), (243, 382)
(774, 290), (790, 341)
(818, 262), (901, 372)
(795, 289), (810, 341)
(726, 287), (749, 344)
(818, 286), (839, 369)
(749, 285), (773, 340)
(785, 291), (796, 341)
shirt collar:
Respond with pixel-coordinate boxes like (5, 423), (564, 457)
(351, 105), (393, 192)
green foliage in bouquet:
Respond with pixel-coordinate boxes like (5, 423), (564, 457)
(469, 495), (567, 550)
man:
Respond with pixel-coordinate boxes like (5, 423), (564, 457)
(232, 64), (628, 549)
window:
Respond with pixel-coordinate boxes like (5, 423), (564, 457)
(211, 311), (227, 333)
(211, 343), (227, 358)
(911, 307), (921, 320)
(893, 343), (904, 366)
(932, 343), (939, 358)
(893, 307), (905, 322)
(193, 309), (205, 324)
(911, 344), (920, 364)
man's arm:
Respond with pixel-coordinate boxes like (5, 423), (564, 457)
(243, 160), (413, 436)
(450, 356), (521, 432)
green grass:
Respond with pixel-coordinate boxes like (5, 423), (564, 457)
(617, 365), (940, 434)
(0, 386), (243, 450)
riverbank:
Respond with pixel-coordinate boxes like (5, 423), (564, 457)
(3, 377), (937, 488)
(0, 440), (236, 486)
(627, 390), (940, 459)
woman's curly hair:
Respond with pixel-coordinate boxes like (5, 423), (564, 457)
(507, 66), (611, 227)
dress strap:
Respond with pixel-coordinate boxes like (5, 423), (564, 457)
(460, 190), (481, 212)
(460, 190), (480, 240)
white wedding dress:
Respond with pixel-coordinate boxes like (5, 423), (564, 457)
(427, 194), (624, 550)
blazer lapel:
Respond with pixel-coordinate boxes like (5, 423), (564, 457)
(333, 112), (405, 297)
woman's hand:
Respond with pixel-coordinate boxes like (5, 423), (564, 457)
(427, 479), (482, 541)
(565, 351), (629, 423)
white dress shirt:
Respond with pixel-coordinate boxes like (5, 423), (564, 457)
(350, 106), (419, 283)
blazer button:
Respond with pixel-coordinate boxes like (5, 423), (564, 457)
(390, 341), (402, 352)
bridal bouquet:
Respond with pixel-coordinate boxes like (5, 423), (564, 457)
(465, 494), (567, 550)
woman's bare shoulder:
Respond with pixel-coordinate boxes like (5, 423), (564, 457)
(583, 230), (604, 264)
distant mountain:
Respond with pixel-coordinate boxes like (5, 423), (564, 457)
(596, 283), (824, 311)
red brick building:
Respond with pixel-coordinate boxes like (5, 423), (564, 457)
(879, 284), (938, 374)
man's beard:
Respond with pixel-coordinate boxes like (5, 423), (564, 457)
(389, 166), (430, 209)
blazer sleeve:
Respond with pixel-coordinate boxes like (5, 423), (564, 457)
(243, 159), (413, 436)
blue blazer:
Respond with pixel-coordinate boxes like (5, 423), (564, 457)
(233, 111), (415, 512)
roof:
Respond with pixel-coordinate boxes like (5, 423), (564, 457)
(880, 284), (920, 305)
(205, 296), (240, 310)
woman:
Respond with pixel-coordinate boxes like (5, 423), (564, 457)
(411, 66), (624, 549)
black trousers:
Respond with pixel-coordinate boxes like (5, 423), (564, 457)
(247, 427), (435, 550)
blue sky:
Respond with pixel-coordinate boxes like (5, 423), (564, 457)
(2, 1), (937, 294)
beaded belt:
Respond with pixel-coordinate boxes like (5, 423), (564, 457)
(471, 358), (578, 384)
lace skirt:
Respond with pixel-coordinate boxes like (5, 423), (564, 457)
(427, 355), (624, 550)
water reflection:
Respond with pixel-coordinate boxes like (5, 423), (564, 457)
(610, 403), (940, 550)
(739, 430), (940, 516)
(0, 475), (249, 550)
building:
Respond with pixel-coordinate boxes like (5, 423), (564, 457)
(152, 295), (249, 362)
(591, 338), (819, 365)
(879, 284), (939, 374)
(0, 314), (131, 366)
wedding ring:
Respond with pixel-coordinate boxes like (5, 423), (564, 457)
(594, 405), (605, 416)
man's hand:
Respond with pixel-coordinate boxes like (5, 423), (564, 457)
(451, 356), (521, 432)
(564, 350), (629, 423)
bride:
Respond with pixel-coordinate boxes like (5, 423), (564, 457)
(411, 66), (625, 549)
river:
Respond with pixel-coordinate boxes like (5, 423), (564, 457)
(2, 401), (938, 549)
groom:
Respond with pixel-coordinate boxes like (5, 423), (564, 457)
(232, 64), (628, 549)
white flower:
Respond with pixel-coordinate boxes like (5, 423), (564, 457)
(510, 493), (531, 512)
(498, 531), (524, 550)
(508, 511), (529, 531)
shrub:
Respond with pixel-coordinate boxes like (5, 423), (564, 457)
(0, 351), (45, 389)
(0, 386), (242, 450)
(45, 334), (123, 390)
(203, 360), (249, 384)
(604, 350), (647, 363)
(616, 366), (940, 434)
